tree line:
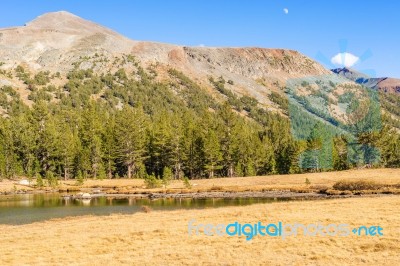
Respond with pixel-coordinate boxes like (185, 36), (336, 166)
(0, 60), (399, 182)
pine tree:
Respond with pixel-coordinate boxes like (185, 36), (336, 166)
(376, 117), (400, 167)
(333, 135), (349, 170)
(162, 166), (173, 187)
(11, 112), (37, 177)
(31, 102), (61, 176)
(254, 132), (276, 175)
(217, 102), (238, 177)
(0, 119), (18, 178)
(233, 121), (256, 177)
(57, 111), (79, 180)
(203, 130), (222, 178)
(181, 115), (202, 179)
(80, 102), (104, 178)
(102, 113), (117, 179)
(147, 112), (173, 178)
(357, 131), (380, 165)
(168, 113), (185, 179)
(115, 106), (147, 178)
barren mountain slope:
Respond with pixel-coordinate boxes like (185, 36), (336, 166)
(0, 11), (135, 72)
(0, 11), (331, 107)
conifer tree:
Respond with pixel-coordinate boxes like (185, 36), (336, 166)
(203, 130), (222, 178)
(80, 102), (104, 178)
(115, 106), (147, 178)
(102, 113), (117, 178)
(218, 102), (238, 177)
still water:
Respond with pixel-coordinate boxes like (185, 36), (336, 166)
(0, 194), (291, 225)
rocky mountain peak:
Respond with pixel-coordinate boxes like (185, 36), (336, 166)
(26, 11), (80, 25)
(24, 11), (115, 35)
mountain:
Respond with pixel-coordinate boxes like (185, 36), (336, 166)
(332, 67), (400, 94)
(1, 11), (399, 129)
(0, 11), (331, 108)
(0, 11), (135, 71)
(1, 11), (398, 122)
(0, 11), (399, 179)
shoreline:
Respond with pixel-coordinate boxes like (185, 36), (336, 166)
(2, 188), (398, 201)
(2, 168), (400, 199)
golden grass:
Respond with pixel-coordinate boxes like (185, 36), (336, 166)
(2, 168), (400, 194)
(0, 196), (399, 265)
(0, 179), (35, 193)
(64, 168), (400, 193)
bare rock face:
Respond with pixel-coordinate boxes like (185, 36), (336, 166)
(184, 47), (330, 78)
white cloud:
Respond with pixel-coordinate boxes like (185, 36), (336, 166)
(283, 8), (289, 14)
(198, 44), (205, 47)
(331, 52), (359, 68)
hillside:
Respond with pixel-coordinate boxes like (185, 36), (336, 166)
(0, 11), (399, 181)
(332, 67), (400, 94)
(0, 11), (331, 108)
(332, 67), (400, 130)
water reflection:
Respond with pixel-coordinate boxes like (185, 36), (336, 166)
(0, 194), (287, 208)
(0, 193), (289, 225)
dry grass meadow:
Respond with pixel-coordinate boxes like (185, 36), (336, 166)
(1, 168), (400, 265)
(72, 168), (400, 191)
(2, 168), (400, 194)
(0, 196), (399, 265)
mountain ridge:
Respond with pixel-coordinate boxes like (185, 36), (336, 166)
(0, 11), (331, 108)
(332, 67), (400, 94)
(0, 11), (398, 124)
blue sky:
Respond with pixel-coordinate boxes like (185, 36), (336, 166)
(0, 0), (399, 77)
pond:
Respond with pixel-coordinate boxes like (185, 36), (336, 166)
(0, 193), (294, 225)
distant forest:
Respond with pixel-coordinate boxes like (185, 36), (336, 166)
(0, 60), (399, 183)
